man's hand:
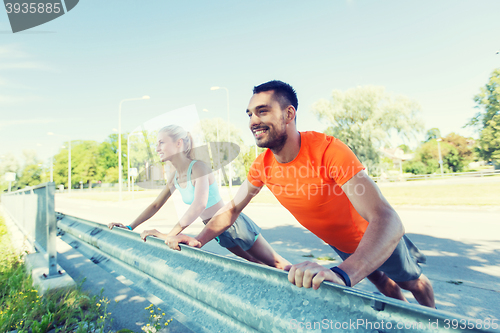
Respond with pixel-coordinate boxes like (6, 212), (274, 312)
(108, 222), (128, 230)
(165, 234), (202, 251)
(285, 261), (346, 290)
(140, 229), (159, 242)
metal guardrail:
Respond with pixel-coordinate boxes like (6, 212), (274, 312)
(57, 213), (498, 333)
(1, 182), (57, 277)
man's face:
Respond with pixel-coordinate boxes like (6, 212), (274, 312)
(246, 91), (288, 151)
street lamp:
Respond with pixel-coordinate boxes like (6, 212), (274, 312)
(118, 96), (150, 201)
(127, 131), (143, 192)
(437, 138), (444, 177)
(210, 86), (233, 193)
(48, 132), (72, 194)
(203, 109), (222, 192)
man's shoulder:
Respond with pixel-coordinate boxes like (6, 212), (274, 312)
(300, 131), (355, 164)
(250, 149), (273, 169)
(301, 131), (342, 152)
(301, 131), (339, 144)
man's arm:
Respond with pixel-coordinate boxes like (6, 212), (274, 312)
(288, 170), (404, 289)
(166, 180), (262, 250)
(336, 170), (404, 285)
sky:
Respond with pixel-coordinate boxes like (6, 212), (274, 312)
(1, 0), (499, 167)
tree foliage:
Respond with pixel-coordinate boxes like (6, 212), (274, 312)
(311, 86), (424, 175)
(425, 128), (441, 142)
(51, 135), (128, 188)
(469, 68), (500, 161)
(479, 114), (500, 161)
(409, 132), (475, 174)
(195, 118), (248, 183)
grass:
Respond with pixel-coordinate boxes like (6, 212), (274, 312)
(62, 181), (500, 207)
(379, 182), (500, 206)
(0, 214), (112, 333)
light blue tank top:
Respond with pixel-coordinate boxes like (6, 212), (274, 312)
(174, 160), (222, 208)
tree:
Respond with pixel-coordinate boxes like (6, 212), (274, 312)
(0, 153), (20, 192)
(53, 140), (101, 188)
(425, 128), (441, 142)
(398, 144), (411, 154)
(412, 134), (474, 173)
(478, 114), (500, 161)
(128, 129), (161, 185)
(71, 141), (100, 185)
(95, 134), (128, 184)
(195, 118), (248, 183)
(15, 150), (43, 188)
(311, 86), (424, 175)
(443, 133), (475, 164)
(402, 160), (427, 175)
(469, 68), (500, 161)
(53, 146), (70, 187)
(17, 164), (43, 188)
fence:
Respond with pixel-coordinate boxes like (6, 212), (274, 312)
(1, 182), (58, 277)
(373, 169), (500, 183)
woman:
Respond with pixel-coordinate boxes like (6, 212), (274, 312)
(108, 124), (290, 269)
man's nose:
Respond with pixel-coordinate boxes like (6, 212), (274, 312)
(249, 113), (260, 128)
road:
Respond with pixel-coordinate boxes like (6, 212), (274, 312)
(55, 192), (500, 321)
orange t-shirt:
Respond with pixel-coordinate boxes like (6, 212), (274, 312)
(247, 131), (368, 253)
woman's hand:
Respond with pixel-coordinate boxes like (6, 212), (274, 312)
(108, 222), (128, 230)
(140, 229), (159, 242)
(165, 234), (202, 251)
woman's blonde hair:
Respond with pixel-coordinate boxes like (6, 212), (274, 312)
(158, 125), (194, 159)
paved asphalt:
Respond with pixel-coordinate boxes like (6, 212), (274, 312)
(54, 192), (500, 326)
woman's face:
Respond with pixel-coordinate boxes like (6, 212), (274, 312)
(156, 132), (180, 162)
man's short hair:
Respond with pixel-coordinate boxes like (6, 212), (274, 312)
(253, 80), (298, 113)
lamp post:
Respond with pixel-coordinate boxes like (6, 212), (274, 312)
(210, 86), (232, 193)
(118, 96), (150, 201)
(48, 132), (71, 194)
(127, 131), (143, 192)
(203, 109), (222, 192)
(437, 138), (444, 177)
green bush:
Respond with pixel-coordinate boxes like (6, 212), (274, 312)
(403, 160), (427, 175)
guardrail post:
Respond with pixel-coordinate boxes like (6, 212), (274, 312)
(46, 182), (57, 276)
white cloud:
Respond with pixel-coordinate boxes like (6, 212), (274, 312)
(0, 61), (51, 71)
(0, 44), (29, 59)
(0, 118), (59, 129)
(0, 44), (51, 71)
(0, 94), (45, 104)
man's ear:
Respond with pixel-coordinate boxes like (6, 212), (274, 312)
(285, 106), (296, 124)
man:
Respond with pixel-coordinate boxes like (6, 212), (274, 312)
(170, 80), (435, 307)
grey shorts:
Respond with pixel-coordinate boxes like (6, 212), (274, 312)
(203, 212), (261, 251)
(330, 235), (426, 282)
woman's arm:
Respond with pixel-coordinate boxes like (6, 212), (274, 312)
(141, 161), (212, 241)
(174, 161), (210, 231)
(141, 162), (211, 242)
(108, 175), (175, 230)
